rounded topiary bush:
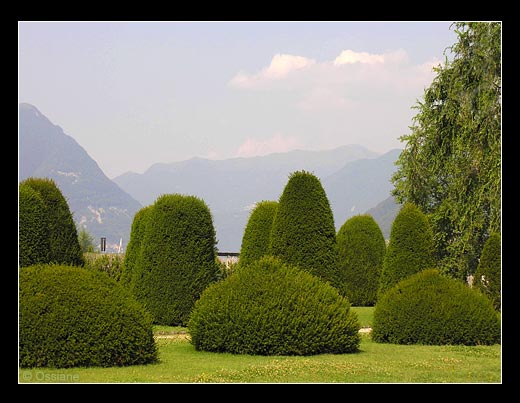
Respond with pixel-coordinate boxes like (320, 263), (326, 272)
(121, 205), (152, 288)
(20, 177), (84, 266)
(239, 200), (278, 267)
(372, 269), (501, 345)
(19, 183), (50, 267)
(188, 256), (360, 355)
(19, 264), (157, 368)
(269, 171), (338, 288)
(337, 214), (386, 306)
(379, 203), (434, 296)
(135, 194), (218, 326)
(474, 232), (501, 311)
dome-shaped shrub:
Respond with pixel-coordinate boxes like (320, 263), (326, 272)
(379, 203), (434, 295)
(19, 264), (157, 368)
(188, 256), (360, 355)
(19, 183), (50, 267)
(239, 200), (278, 267)
(20, 177), (84, 266)
(474, 232), (501, 311)
(337, 214), (386, 306)
(372, 269), (501, 345)
(269, 171), (338, 288)
(134, 194), (218, 326)
(121, 205), (152, 288)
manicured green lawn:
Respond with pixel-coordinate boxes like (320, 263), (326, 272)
(19, 333), (500, 383)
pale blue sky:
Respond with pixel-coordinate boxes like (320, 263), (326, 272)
(19, 21), (457, 177)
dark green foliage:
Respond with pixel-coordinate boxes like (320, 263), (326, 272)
(121, 205), (152, 288)
(216, 257), (238, 281)
(84, 253), (124, 282)
(392, 23), (501, 279)
(474, 233), (501, 310)
(379, 203), (434, 296)
(19, 264), (157, 368)
(269, 171), (338, 288)
(19, 183), (50, 267)
(77, 226), (95, 253)
(135, 194), (218, 326)
(337, 215), (386, 306)
(188, 256), (360, 355)
(372, 269), (501, 345)
(21, 177), (84, 266)
(239, 200), (278, 267)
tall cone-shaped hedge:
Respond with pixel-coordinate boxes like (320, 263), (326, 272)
(20, 177), (84, 266)
(134, 194), (219, 326)
(337, 214), (386, 306)
(269, 171), (338, 288)
(19, 183), (50, 267)
(121, 205), (152, 289)
(379, 203), (434, 296)
(239, 200), (278, 267)
(474, 232), (501, 310)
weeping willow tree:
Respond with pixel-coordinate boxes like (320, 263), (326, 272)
(392, 22), (501, 280)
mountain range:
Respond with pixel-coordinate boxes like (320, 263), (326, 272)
(19, 103), (402, 252)
(19, 103), (142, 251)
(114, 147), (402, 250)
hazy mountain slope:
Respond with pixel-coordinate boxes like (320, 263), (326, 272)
(323, 148), (401, 230)
(364, 195), (401, 239)
(19, 103), (141, 251)
(114, 147), (400, 251)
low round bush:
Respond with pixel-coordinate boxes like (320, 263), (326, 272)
(20, 264), (157, 368)
(188, 256), (360, 356)
(372, 269), (500, 345)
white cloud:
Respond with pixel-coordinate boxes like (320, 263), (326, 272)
(236, 133), (303, 158)
(229, 53), (315, 89)
(333, 49), (408, 66)
(417, 57), (442, 74)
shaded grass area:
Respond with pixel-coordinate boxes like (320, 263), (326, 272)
(153, 325), (187, 335)
(19, 334), (500, 383)
(350, 306), (374, 328)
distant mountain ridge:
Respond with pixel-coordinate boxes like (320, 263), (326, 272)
(19, 103), (142, 251)
(19, 103), (401, 252)
(114, 146), (401, 251)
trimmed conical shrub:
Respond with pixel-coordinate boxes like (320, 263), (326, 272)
(269, 171), (338, 288)
(121, 205), (152, 289)
(372, 269), (500, 345)
(474, 232), (501, 310)
(19, 183), (50, 267)
(20, 177), (84, 266)
(20, 264), (157, 368)
(188, 256), (360, 355)
(239, 200), (278, 267)
(134, 194), (218, 326)
(379, 203), (434, 296)
(337, 214), (386, 306)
